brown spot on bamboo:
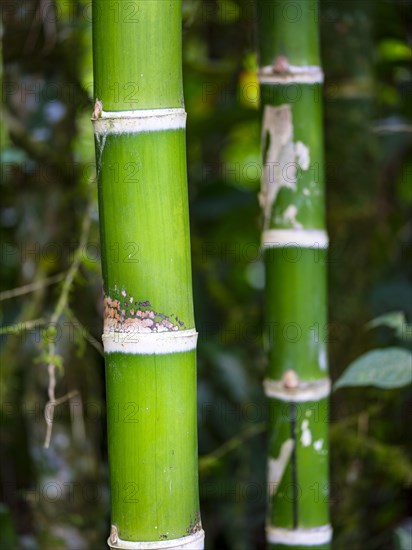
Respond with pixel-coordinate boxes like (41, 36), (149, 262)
(91, 98), (103, 121)
(272, 55), (289, 73)
(282, 369), (299, 389)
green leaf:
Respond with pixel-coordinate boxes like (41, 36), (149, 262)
(378, 39), (412, 62)
(334, 348), (412, 390)
(394, 526), (412, 550)
(366, 311), (412, 341)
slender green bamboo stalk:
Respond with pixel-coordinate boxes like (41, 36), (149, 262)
(92, 2), (204, 548)
(256, 1), (331, 548)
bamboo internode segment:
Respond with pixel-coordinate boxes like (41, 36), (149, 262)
(102, 329), (198, 355)
(108, 528), (205, 549)
(263, 377), (331, 402)
(92, 108), (186, 135)
(266, 525), (333, 546)
(262, 229), (329, 248)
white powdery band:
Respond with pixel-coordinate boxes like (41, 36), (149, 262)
(262, 229), (329, 248)
(259, 65), (324, 84)
(107, 530), (205, 550)
(263, 377), (331, 402)
(102, 329), (198, 355)
(266, 525), (332, 546)
(93, 108), (186, 135)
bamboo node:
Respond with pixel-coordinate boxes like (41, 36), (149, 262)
(266, 525), (332, 546)
(107, 528), (205, 549)
(258, 64), (324, 84)
(92, 108), (186, 135)
(262, 229), (329, 249)
(102, 328), (198, 355)
(263, 377), (331, 402)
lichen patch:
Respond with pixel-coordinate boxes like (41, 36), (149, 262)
(282, 205), (303, 229)
(268, 438), (294, 497)
(103, 291), (186, 333)
(314, 439), (324, 452)
(260, 104), (295, 230)
(259, 104), (311, 230)
(295, 141), (310, 170)
(300, 419), (312, 447)
(319, 346), (327, 371)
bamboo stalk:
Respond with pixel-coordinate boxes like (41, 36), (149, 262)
(256, 1), (332, 548)
(92, 2), (203, 548)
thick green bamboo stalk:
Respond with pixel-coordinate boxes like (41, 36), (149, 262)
(92, 2), (204, 548)
(256, 1), (331, 548)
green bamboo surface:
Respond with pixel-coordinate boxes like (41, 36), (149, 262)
(106, 350), (199, 541)
(97, 130), (194, 325)
(265, 248), (327, 382)
(93, 0), (183, 110)
(92, 0), (201, 546)
(257, 1), (331, 548)
(257, 0), (320, 67)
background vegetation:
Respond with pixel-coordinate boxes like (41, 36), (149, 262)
(1, 1), (411, 548)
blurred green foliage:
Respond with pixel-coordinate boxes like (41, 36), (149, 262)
(0, 1), (411, 549)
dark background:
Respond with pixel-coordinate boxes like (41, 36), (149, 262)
(1, 1), (411, 548)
